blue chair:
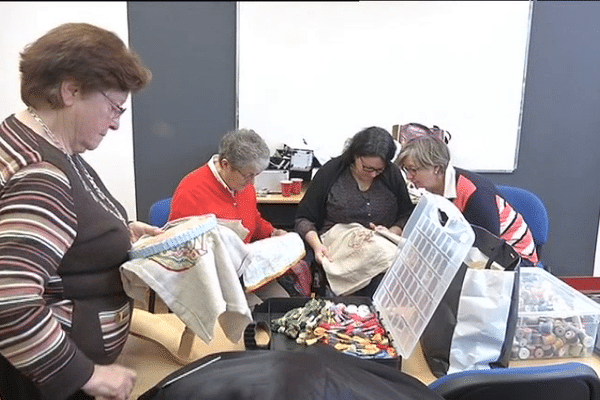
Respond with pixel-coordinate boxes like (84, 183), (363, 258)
(145, 197), (173, 313)
(148, 197), (172, 227)
(497, 185), (549, 266)
(429, 362), (600, 400)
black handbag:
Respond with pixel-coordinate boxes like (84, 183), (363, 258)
(420, 225), (521, 377)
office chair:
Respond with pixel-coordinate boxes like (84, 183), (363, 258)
(146, 197), (172, 313)
(429, 362), (600, 400)
(148, 197), (172, 227)
(497, 185), (549, 267)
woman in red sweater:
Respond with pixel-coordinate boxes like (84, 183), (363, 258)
(169, 129), (310, 297)
(170, 129), (286, 242)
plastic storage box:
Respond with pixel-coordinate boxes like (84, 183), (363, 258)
(372, 192), (475, 358)
(255, 192), (475, 365)
(511, 267), (600, 360)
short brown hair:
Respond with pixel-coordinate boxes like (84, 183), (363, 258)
(20, 22), (152, 109)
(396, 135), (451, 171)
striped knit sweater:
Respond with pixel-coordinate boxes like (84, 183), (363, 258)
(0, 115), (131, 399)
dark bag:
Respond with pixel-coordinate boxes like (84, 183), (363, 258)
(138, 346), (444, 400)
(420, 225), (521, 377)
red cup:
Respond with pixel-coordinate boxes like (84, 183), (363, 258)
(280, 180), (293, 197)
(291, 178), (303, 195)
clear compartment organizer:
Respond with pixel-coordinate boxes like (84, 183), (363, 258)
(373, 192), (475, 358)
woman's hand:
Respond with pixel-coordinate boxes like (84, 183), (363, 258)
(314, 243), (332, 265)
(270, 228), (287, 237)
(369, 223), (403, 236)
(388, 225), (403, 236)
(129, 221), (163, 242)
(81, 364), (137, 400)
(369, 223), (388, 233)
(305, 230), (332, 264)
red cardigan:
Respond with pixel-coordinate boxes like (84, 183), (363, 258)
(169, 164), (274, 243)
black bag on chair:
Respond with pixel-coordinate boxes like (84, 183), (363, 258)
(420, 225), (521, 377)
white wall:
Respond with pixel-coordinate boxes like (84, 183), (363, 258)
(238, 1), (531, 172)
(0, 2), (137, 220)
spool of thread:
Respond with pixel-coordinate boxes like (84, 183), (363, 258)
(533, 347), (545, 358)
(569, 343), (584, 357)
(515, 328), (525, 340)
(576, 330), (595, 348)
(518, 347), (531, 360)
(553, 324), (566, 337)
(542, 333), (557, 345)
(525, 317), (539, 326)
(564, 329), (578, 344)
(557, 345), (568, 357)
(581, 335), (595, 348)
(542, 345), (554, 357)
(539, 320), (553, 335)
(511, 347), (520, 359)
(531, 333), (543, 345)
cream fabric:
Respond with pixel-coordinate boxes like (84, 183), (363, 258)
(121, 224), (252, 344)
(120, 220), (304, 344)
(321, 223), (405, 296)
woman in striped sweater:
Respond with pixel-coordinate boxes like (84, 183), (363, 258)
(396, 134), (539, 267)
(0, 23), (160, 400)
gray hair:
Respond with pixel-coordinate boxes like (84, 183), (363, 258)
(218, 129), (270, 171)
(396, 135), (450, 170)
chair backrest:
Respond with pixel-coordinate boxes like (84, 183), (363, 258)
(429, 362), (600, 400)
(496, 185), (549, 248)
(148, 197), (172, 227)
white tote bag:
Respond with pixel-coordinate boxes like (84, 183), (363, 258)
(447, 267), (517, 373)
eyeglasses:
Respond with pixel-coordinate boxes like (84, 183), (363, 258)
(235, 168), (260, 181)
(358, 157), (385, 174)
(100, 91), (126, 119)
(402, 165), (422, 176)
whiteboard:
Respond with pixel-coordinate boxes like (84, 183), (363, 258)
(238, 1), (532, 172)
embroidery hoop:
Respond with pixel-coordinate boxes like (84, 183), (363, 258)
(129, 214), (218, 259)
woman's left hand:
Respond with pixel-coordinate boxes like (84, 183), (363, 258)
(129, 221), (163, 242)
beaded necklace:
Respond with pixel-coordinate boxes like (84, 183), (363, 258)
(27, 107), (128, 227)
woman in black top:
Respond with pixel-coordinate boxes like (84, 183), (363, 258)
(295, 126), (413, 294)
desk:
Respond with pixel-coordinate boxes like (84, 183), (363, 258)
(256, 188), (305, 204)
(256, 186), (305, 230)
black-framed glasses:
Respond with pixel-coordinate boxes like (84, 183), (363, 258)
(100, 91), (126, 119)
(358, 157), (385, 174)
